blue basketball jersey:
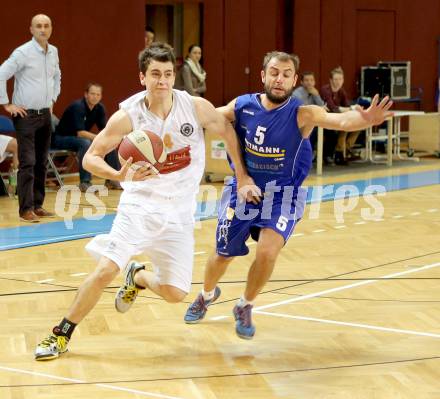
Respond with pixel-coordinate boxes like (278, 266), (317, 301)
(215, 94), (312, 256)
(231, 94), (312, 190)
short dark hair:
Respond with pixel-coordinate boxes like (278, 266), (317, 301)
(145, 26), (155, 35)
(300, 71), (314, 80)
(138, 42), (176, 74)
(263, 51), (300, 73)
(85, 82), (103, 92)
(330, 66), (344, 78)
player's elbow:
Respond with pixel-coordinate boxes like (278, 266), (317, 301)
(339, 118), (355, 131)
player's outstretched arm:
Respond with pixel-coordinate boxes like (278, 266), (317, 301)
(193, 97), (246, 177)
(193, 97), (261, 203)
(216, 99), (236, 123)
(298, 94), (394, 134)
(83, 109), (155, 182)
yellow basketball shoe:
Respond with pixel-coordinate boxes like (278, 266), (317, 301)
(115, 261), (145, 313)
(35, 329), (69, 361)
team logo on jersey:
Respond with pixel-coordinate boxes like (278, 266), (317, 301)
(180, 123), (194, 137)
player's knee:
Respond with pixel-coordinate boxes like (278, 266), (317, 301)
(212, 253), (234, 266)
(160, 285), (187, 303)
(93, 262), (118, 288)
(256, 245), (280, 264)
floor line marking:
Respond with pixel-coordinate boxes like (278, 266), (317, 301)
(211, 261), (440, 320)
(0, 272), (42, 275)
(255, 311), (440, 339)
(0, 365), (187, 399)
(35, 279), (54, 284)
(70, 273), (88, 277)
(0, 231), (109, 250)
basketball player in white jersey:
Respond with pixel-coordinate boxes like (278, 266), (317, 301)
(35, 43), (259, 360)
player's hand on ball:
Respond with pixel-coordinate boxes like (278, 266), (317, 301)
(131, 162), (159, 181)
(237, 175), (261, 204)
(118, 157), (158, 182)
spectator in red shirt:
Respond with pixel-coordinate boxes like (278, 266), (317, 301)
(320, 67), (360, 165)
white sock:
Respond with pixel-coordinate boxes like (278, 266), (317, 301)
(237, 295), (253, 308)
(202, 288), (216, 301)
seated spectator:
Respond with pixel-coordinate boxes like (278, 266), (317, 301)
(0, 134), (18, 194)
(320, 67), (361, 165)
(52, 83), (121, 192)
(144, 26), (155, 49)
(292, 71), (327, 153)
(175, 45), (206, 97)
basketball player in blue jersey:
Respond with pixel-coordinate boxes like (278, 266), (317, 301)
(184, 51), (393, 339)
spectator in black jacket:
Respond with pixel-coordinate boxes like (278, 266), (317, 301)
(53, 83), (121, 191)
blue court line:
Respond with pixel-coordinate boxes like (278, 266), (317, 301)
(1, 169), (439, 251)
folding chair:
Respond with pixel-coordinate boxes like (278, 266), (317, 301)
(47, 149), (77, 186)
(47, 115), (78, 186)
(0, 116), (16, 197)
(0, 153), (15, 197)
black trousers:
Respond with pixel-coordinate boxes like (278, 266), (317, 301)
(323, 129), (339, 158)
(13, 111), (52, 214)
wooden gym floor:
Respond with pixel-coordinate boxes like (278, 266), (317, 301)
(0, 160), (440, 398)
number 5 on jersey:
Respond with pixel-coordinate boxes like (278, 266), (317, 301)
(254, 126), (266, 145)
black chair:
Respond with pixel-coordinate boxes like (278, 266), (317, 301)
(0, 116), (16, 197)
(47, 115), (78, 186)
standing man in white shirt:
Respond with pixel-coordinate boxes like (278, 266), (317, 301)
(0, 14), (61, 222)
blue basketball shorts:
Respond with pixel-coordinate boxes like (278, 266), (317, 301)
(215, 184), (307, 257)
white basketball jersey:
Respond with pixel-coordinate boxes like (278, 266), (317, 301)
(118, 89), (205, 216)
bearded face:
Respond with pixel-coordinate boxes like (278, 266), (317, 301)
(262, 58), (297, 104)
(263, 80), (295, 104)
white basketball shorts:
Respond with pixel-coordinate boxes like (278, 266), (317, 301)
(85, 205), (195, 293)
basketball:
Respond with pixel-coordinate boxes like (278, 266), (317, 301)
(118, 130), (167, 171)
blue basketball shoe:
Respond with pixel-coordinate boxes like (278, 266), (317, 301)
(233, 304), (255, 339)
(184, 286), (221, 323)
